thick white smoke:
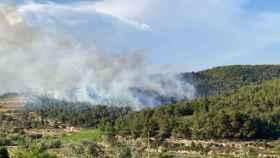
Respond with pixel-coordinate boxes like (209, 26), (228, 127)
(0, 3), (195, 108)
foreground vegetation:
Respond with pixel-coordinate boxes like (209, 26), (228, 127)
(2, 126), (280, 158)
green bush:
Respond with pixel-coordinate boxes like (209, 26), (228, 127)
(118, 144), (132, 158)
(47, 139), (62, 149)
(68, 141), (104, 158)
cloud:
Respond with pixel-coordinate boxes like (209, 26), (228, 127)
(17, 0), (151, 30)
(15, 0), (280, 72)
(85, 0), (280, 70)
(92, 0), (152, 27)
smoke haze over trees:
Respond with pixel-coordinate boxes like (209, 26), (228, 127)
(0, 2), (195, 108)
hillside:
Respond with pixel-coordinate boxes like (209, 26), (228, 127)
(0, 93), (29, 112)
(183, 65), (280, 97)
(113, 79), (280, 140)
(15, 76), (280, 140)
(2, 65), (280, 109)
(8, 77), (280, 157)
(2, 65), (280, 157)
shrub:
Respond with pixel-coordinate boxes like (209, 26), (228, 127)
(45, 139), (62, 149)
(68, 141), (104, 158)
(118, 144), (132, 158)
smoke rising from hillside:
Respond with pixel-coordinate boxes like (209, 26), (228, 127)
(0, 3), (195, 108)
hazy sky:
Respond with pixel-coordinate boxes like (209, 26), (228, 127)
(13, 0), (280, 72)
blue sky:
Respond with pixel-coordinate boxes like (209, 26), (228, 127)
(13, 0), (280, 72)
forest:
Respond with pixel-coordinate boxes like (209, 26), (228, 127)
(2, 65), (280, 157)
(21, 65), (280, 138)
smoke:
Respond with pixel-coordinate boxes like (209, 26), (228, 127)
(0, 2), (195, 108)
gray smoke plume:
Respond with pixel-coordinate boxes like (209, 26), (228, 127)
(0, 3), (195, 108)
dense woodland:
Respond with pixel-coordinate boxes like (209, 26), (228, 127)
(183, 65), (280, 96)
(2, 65), (278, 141)
(2, 65), (280, 157)
(114, 79), (280, 139)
